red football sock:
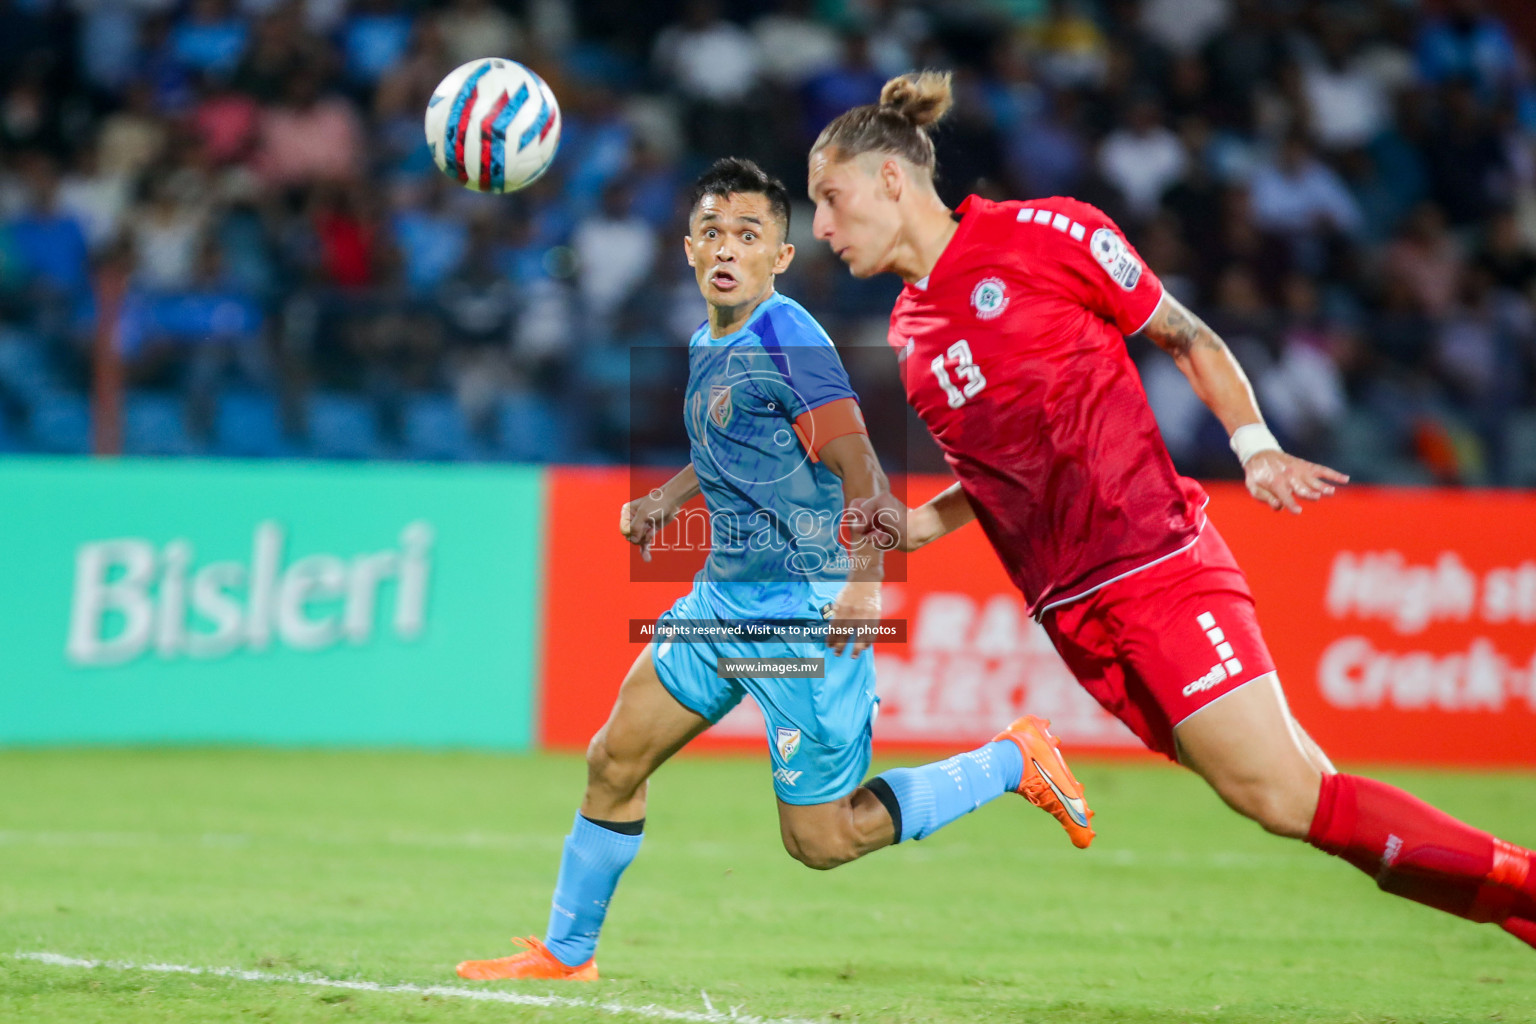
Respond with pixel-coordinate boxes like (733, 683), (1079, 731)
(1504, 916), (1536, 950)
(1307, 773), (1536, 925)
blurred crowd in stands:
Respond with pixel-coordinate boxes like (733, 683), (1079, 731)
(2, 0), (1536, 483)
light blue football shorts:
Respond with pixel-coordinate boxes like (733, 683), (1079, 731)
(650, 584), (878, 806)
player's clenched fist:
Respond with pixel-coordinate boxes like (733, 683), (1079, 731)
(845, 493), (914, 552)
(619, 489), (679, 561)
(1243, 450), (1349, 515)
(847, 492), (954, 552)
(845, 494), (905, 550)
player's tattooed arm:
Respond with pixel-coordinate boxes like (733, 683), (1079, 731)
(1141, 292), (1264, 438)
(1142, 293), (1349, 513)
(1143, 294), (1225, 361)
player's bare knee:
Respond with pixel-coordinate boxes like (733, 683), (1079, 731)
(787, 843), (852, 871)
(585, 733), (647, 803)
(782, 830), (857, 871)
(1250, 795), (1312, 838)
(584, 731), (612, 781)
(1219, 777), (1315, 839)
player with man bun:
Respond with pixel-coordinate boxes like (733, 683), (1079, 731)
(810, 71), (1536, 952)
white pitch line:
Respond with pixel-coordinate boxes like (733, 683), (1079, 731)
(0, 829), (1327, 869)
(12, 952), (821, 1024)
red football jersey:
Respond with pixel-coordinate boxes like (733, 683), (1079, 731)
(888, 194), (1208, 615)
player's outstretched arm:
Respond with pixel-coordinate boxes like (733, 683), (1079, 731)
(914, 481), (978, 545)
(846, 481), (976, 553)
(1141, 293), (1349, 514)
(818, 430), (888, 656)
(619, 464), (700, 561)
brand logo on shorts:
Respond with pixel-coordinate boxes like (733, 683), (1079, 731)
(773, 767), (802, 787)
(1383, 834), (1402, 867)
(1183, 662), (1229, 697)
(1196, 611), (1243, 678)
(971, 277), (1008, 320)
(1184, 611), (1246, 696)
(775, 727), (801, 762)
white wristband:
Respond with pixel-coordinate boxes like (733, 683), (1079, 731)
(1229, 423), (1282, 465)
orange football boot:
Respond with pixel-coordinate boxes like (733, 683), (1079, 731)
(993, 715), (1095, 849)
(456, 937), (598, 981)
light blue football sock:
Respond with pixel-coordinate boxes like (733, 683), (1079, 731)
(543, 812), (643, 966)
(875, 740), (1024, 843)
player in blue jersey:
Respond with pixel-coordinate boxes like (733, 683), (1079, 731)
(456, 159), (1093, 983)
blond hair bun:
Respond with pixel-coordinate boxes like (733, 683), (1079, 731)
(878, 71), (954, 130)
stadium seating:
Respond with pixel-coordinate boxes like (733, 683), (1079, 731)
(1330, 409), (1430, 484)
(123, 391), (200, 457)
(0, 1), (1530, 484)
(1504, 411), (1536, 487)
(496, 391), (566, 463)
(215, 391), (293, 459)
(401, 392), (484, 462)
(0, 331), (55, 403)
(27, 391), (92, 455)
(307, 392), (388, 460)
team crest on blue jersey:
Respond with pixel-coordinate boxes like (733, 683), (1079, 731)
(971, 277), (1008, 320)
(775, 727), (801, 762)
(708, 384), (733, 428)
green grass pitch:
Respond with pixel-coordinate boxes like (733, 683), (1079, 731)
(1, 748), (1531, 1023)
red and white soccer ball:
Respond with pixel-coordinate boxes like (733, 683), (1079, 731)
(425, 58), (562, 194)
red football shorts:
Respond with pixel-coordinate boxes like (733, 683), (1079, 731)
(1040, 521), (1276, 760)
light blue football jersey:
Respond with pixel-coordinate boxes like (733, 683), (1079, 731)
(684, 292), (858, 621)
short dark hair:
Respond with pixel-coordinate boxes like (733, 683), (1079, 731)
(687, 157), (790, 237)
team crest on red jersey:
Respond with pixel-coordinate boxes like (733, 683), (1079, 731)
(971, 277), (1009, 319)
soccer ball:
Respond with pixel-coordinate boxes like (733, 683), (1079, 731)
(425, 58), (562, 194)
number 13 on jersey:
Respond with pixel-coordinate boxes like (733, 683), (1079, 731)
(931, 339), (987, 408)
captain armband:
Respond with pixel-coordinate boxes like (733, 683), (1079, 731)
(792, 398), (868, 463)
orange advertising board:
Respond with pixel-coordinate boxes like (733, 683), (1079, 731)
(537, 467), (685, 753)
(539, 468), (1144, 756)
(539, 468), (1536, 767)
(1208, 484), (1536, 766)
